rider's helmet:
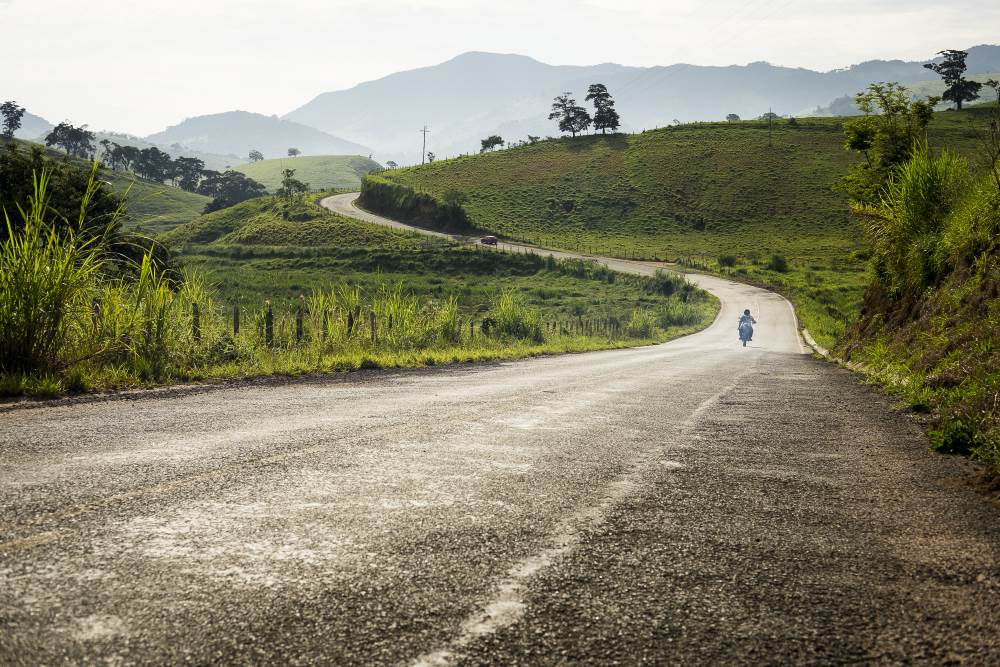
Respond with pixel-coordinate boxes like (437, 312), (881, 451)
(744, 309), (751, 316)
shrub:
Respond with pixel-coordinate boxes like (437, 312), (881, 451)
(718, 254), (737, 268)
(768, 254), (789, 273)
(625, 309), (657, 338)
(488, 289), (543, 343)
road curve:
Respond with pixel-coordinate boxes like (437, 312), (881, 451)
(1, 200), (998, 665)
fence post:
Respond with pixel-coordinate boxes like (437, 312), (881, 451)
(296, 306), (304, 344)
(233, 304), (240, 336)
(470, 320), (475, 339)
(347, 310), (354, 336)
(192, 303), (201, 343)
(370, 311), (377, 345)
(265, 301), (274, 347)
(321, 310), (329, 340)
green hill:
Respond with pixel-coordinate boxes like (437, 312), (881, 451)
(233, 155), (381, 192)
(162, 196), (716, 338)
(362, 109), (988, 345)
(8, 139), (210, 234)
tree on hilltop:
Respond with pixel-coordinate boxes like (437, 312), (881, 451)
(585, 84), (621, 134)
(287, 147), (301, 157)
(276, 168), (309, 200)
(201, 170), (267, 212)
(924, 49), (981, 110)
(480, 135), (504, 152)
(1, 101), (26, 141)
(726, 114), (740, 123)
(45, 122), (95, 158)
(248, 149), (264, 163)
(548, 93), (592, 137)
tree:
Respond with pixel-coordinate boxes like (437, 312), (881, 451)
(726, 114), (740, 123)
(201, 171), (267, 212)
(548, 93), (592, 137)
(1, 101), (26, 141)
(133, 147), (173, 182)
(44, 122), (95, 158)
(248, 149), (264, 163)
(480, 135), (504, 152)
(425, 151), (436, 163)
(985, 79), (1000, 105)
(287, 147), (301, 157)
(924, 49), (982, 111)
(585, 84), (621, 134)
(527, 135), (540, 144)
(174, 156), (205, 192)
(275, 168), (309, 200)
(759, 111), (780, 121)
(840, 82), (939, 204)
(385, 161), (398, 169)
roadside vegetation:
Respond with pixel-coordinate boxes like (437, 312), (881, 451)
(0, 158), (716, 398)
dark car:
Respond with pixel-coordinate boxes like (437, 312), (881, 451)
(480, 236), (499, 246)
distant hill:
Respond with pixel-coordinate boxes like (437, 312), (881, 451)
(285, 46), (1000, 162)
(146, 111), (373, 161)
(233, 155), (381, 192)
(13, 110), (54, 140)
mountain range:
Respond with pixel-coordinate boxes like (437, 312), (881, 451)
(15, 46), (1000, 165)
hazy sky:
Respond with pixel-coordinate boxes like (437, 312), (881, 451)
(3, 0), (998, 136)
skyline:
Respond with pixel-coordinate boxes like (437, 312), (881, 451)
(3, 0), (999, 136)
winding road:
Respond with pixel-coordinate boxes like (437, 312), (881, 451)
(1, 196), (998, 665)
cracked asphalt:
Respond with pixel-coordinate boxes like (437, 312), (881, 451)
(0, 199), (997, 665)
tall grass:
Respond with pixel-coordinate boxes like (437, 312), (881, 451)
(0, 167), (117, 374)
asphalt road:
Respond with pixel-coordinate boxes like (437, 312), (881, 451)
(1, 199), (998, 665)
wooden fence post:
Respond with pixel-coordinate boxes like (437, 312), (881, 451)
(192, 303), (201, 343)
(370, 311), (377, 345)
(265, 301), (274, 347)
(296, 306), (304, 344)
(233, 304), (240, 336)
(347, 311), (354, 336)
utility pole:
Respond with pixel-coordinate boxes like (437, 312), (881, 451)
(420, 126), (430, 165)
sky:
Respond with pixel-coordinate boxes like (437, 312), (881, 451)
(2, 0), (998, 136)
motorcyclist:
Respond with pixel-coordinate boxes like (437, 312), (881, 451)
(738, 308), (757, 342)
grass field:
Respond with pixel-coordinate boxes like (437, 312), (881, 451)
(369, 108), (991, 346)
(234, 155), (381, 192)
(164, 196), (717, 338)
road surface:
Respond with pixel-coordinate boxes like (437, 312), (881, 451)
(1, 198), (998, 665)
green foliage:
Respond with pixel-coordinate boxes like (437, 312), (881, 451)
(480, 135), (504, 153)
(0, 167), (116, 374)
(586, 84), (621, 134)
(201, 170), (267, 212)
(852, 142), (970, 295)
(45, 122), (95, 158)
(625, 309), (656, 338)
(924, 50), (982, 111)
(488, 289), (543, 342)
(359, 175), (475, 234)
(840, 83), (939, 204)
(1, 142), (123, 241)
(768, 254), (789, 273)
(1, 100), (26, 141)
(549, 93), (592, 137)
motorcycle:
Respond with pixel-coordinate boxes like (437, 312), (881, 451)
(738, 320), (753, 347)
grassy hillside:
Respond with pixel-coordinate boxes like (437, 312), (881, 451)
(107, 171), (211, 234)
(163, 197), (715, 333)
(233, 155), (380, 192)
(366, 110), (987, 345)
(9, 139), (210, 234)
